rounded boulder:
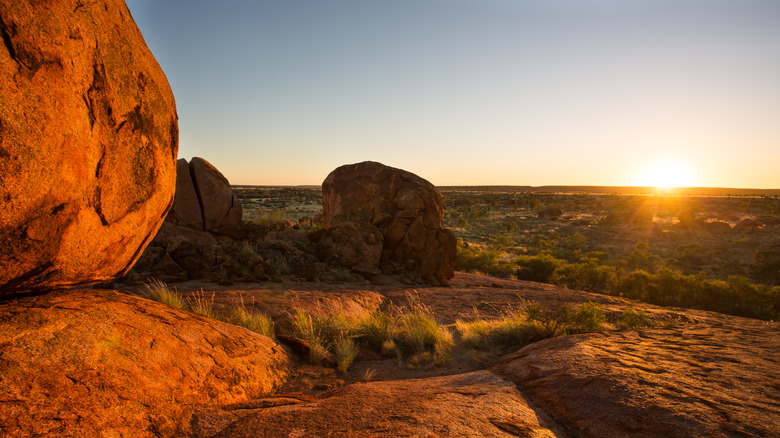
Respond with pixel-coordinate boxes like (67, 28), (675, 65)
(0, 0), (178, 293)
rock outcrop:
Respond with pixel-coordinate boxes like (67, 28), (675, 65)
(131, 157), (257, 283)
(0, 0), (178, 293)
(167, 157), (242, 233)
(0, 289), (290, 437)
(493, 321), (780, 438)
(317, 161), (456, 285)
(191, 371), (564, 438)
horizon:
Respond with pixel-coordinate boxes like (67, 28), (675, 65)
(126, 1), (780, 189)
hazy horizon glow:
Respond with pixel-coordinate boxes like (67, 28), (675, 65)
(126, 0), (780, 188)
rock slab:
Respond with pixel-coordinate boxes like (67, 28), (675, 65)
(0, 0), (178, 293)
(320, 161), (456, 285)
(192, 371), (563, 438)
(493, 322), (780, 438)
(0, 289), (290, 438)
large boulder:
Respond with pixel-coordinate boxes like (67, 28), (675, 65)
(0, 0), (178, 293)
(320, 161), (456, 285)
(166, 157), (243, 233)
(0, 289), (290, 437)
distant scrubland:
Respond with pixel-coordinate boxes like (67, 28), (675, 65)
(234, 186), (780, 320)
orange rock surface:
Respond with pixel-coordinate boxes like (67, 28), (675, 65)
(0, 0), (178, 293)
(0, 289), (290, 437)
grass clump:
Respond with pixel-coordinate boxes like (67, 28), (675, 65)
(334, 337), (359, 373)
(617, 307), (652, 329)
(526, 301), (606, 337)
(186, 290), (217, 319)
(144, 280), (186, 309)
(356, 310), (398, 353)
(226, 302), (275, 337)
(457, 311), (532, 350)
(394, 301), (454, 367)
(457, 301), (607, 354)
(282, 297), (453, 368)
(361, 368), (377, 382)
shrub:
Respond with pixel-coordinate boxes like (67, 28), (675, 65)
(144, 280), (185, 309)
(618, 308), (652, 329)
(572, 301), (606, 332)
(514, 253), (564, 283)
(457, 302), (606, 355)
(456, 244), (515, 277)
(525, 302), (606, 337)
(750, 249), (780, 285)
(550, 259), (618, 293)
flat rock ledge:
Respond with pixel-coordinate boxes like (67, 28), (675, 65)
(0, 289), (290, 438)
(493, 321), (780, 438)
(192, 371), (565, 438)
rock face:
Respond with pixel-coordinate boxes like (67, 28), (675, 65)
(167, 157), (242, 233)
(319, 161), (456, 285)
(191, 371), (564, 438)
(0, 289), (290, 437)
(0, 0), (178, 293)
(493, 322), (780, 438)
(130, 157), (255, 283)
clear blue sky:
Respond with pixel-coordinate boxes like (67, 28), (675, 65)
(125, 0), (780, 188)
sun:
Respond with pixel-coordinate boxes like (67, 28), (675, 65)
(635, 160), (696, 189)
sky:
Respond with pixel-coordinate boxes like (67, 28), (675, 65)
(124, 0), (780, 188)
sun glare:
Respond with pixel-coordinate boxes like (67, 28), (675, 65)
(636, 160), (696, 189)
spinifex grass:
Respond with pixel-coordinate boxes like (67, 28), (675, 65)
(394, 299), (453, 367)
(186, 290), (217, 319)
(457, 301), (608, 353)
(226, 300), (275, 338)
(282, 297), (453, 368)
(144, 279), (186, 309)
(334, 337), (359, 373)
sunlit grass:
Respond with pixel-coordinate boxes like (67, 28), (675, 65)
(186, 290), (217, 319)
(226, 302), (275, 338)
(144, 279), (185, 309)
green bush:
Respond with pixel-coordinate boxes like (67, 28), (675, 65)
(514, 253), (564, 282)
(456, 243), (515, 277)
(525, 302), (606, 337)
(456, 312), (533, 350)
(615, 269), (779, 320)
(750, 249), (780, 285)
(550, 259), (619, 293)
(618, 308), (652, 329)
